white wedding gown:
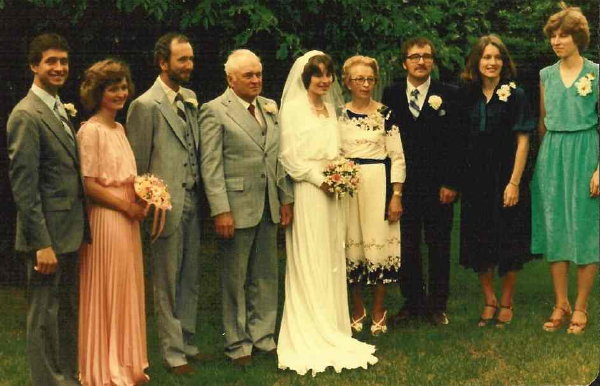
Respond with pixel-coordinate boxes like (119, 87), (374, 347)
(277, 96), (378, 376)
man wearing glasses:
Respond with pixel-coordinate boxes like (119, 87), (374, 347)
(382, 37), (464, 326)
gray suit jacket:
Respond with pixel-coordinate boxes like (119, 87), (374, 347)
(200, 88), (293, 229)
(6, 90), (86, 254)
(126, 79), (201, 237)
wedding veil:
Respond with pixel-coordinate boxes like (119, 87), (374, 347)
(280, 50), (343, 111)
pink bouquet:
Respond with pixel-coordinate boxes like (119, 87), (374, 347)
(134, 174), (172, 241)
(323, 158), (360, 197)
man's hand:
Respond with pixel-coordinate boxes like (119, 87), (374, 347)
(439, 187), (457, 205)
(280, 203), (293, 227)
(35, 246), (58, 275)
(214, 212), (235, 239)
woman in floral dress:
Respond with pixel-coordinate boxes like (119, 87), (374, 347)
(339, 56), (406, 336)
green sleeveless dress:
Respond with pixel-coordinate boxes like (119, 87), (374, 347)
(531, 58), (599, 264)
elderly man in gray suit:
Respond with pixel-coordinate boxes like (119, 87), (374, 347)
(126, 33), (206, 376)
(7, 33), (86, 386)
(200, 49), (293, 367)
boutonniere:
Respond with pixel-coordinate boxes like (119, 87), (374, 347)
(427, 95), (446, 116)
(184, 98), (199, 108)
(63, 103), (77, 117)
(575, 73), (595, 97)
(496, 82), (517, 102)
(263, 102), (278, 115)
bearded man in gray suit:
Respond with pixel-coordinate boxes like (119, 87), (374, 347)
(200, 49), (293, 367)
(7, 33), (86, 386)
(126, 33), (206, 376)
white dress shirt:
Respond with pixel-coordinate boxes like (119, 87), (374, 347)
(406, 76), (431, 111)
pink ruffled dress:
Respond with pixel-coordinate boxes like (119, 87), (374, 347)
(77, 119), (149, 385)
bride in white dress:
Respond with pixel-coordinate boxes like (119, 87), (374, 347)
(277, 50), (378, 376)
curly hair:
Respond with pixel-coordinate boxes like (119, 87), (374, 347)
(301, 54), (336, 89)
(460, 34), (517, 84)
(79, 59), (134, 113)
(543, 3), (590, 52)
(341, 55), (379, 86)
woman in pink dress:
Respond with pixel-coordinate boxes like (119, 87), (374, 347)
(77, 59), (149, 385)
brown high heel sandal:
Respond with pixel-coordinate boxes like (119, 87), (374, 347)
(566, 309), (588, 335)
(495, 304), (513, 328)
(542, 305), (571, 332)
(478, 304), (498, 327)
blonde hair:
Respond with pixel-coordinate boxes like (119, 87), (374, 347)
(543, 2), (590, 52)
(342, 55), (379, 86)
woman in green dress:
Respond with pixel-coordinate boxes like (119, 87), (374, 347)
(532, 5), (599, 334)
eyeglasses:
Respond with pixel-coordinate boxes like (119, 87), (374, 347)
(406, 54), (434, 62)
(350, 77), (377, 85)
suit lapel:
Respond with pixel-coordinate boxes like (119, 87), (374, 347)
(257, 97), (276, 150)
(150, 81), (188, 148)
(223, 89), (265, 150)
(418, 80), (441, 121)
(29, 92), (78, 162)
(180, 89), (200, 150)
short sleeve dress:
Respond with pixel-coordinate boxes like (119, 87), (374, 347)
(338, 106), (406, 284)
(77, 119), (149, 385)
(459, 83), (535, 276)
(531, 58), (599, 264)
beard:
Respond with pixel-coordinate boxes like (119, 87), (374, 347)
(167, 68), (191, 86)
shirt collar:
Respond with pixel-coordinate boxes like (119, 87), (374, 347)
(31, 83), (60, 112)
(157, 76), (180, 105)
(231, 88), (256, 110)
(406, 76), (431, 95)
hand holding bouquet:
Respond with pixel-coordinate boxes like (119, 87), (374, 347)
(134, 174), (172, 241)
(322, 158), (360, 197)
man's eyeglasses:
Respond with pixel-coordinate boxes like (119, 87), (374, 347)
(350, 77), (377, 85)
(406, 54), (434, 62)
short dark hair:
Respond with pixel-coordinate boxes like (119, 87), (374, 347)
(28, 33), (70, 65)
(401, 37), (436, 61)
(460, 34), (517, 84)
(301, 54), (336, 89)
(80, 59), (135, 113)
(154, 32), (190, 68)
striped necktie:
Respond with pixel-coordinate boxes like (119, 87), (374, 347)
(175, 94), (187, 122)
(409, 88), (421, 119)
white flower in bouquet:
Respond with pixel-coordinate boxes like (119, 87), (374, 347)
(323, 158), (360, 197)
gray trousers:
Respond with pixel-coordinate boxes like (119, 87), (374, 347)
(219, 208), (279, 359)
(26, 251), (79, 386)
(152, 190), (201, 367)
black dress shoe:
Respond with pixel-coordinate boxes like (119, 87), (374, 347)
(392, 308), (418, 324)
(231, 355), (252, 367)
(430, 311), (449, 325)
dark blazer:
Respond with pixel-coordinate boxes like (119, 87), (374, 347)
(6, 90), (87, 254)
(382, 79), (464, 195)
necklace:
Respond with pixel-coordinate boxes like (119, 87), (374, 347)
(312, 104), (326, 111)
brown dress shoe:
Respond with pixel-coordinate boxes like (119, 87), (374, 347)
(231, 355), (252, 367)
(169, 363), (195, 375)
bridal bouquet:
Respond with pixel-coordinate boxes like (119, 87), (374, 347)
(134, 174), (172, 241)
(323, 158), (360, 197)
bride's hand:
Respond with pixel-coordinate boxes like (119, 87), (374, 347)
(319, 182), (334, 196)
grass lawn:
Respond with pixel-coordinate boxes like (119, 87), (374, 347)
(0, 209), (598, 385)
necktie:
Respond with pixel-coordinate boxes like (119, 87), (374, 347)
(409, 88), (421, 119)
(53, 100), (74, 140)
(248, 104), (256, 119)
(175, 94), (187, 122)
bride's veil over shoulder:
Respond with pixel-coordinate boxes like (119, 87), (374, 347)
(278, 50), (342, 185)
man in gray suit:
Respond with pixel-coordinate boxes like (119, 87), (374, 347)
(6, 33), (86, 386)
(126, 33), (205, 375)
(200, 49), (293, 367)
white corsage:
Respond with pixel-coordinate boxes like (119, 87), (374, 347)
(63, 103), (77, 117)
(263, 102), (278, 114)
(428, 95), (442, 110)
(184, 98), (199, 108)
(496, 82), (516, 102)
(575, 73), (595, 97)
